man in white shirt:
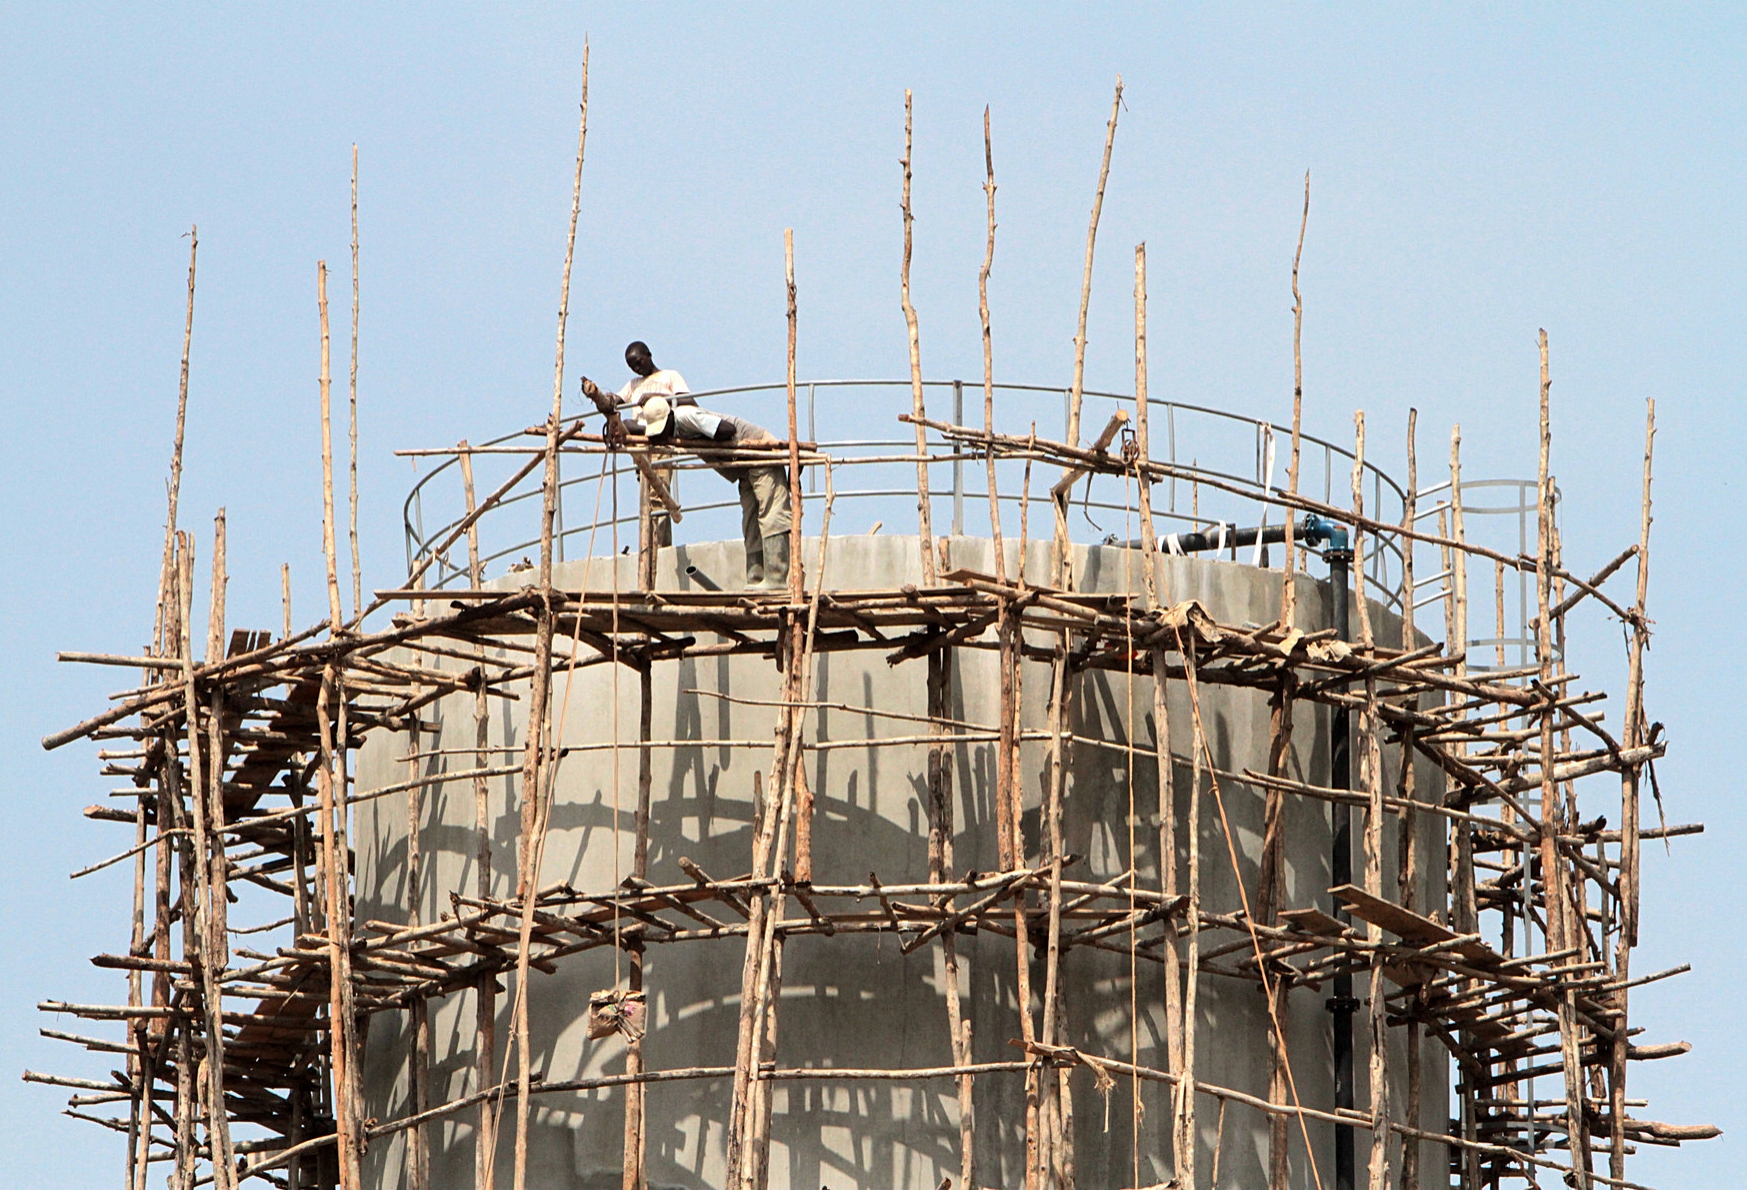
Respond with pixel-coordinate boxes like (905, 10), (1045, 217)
(613, 341), (689, 547)
(615, 340), (691, 411)
(608, 394), (793, 590)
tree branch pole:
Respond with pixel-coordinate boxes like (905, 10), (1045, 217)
(1608, 399), (1653, 1184)
(1056, 75), (1122, 591)
(1134, 240), (1187, 1183)
(1398, 409), (1423, 1190)
(155, 227), (197, 658)
(458, 442), (499, 1190)
(180, 536), (237, 1190)
(1536, 331), (1593, 1188)
(981, 107), (1004, 584)
(405, 721), (430, 1190)
(1261, 174), (1309, 1190)
(512, 50), (587, 1190)
(350, 143), (362, 620)
(1351, 415), (1391, 1190)
(316, 260), (362, 1190)
(900, 90), (934, 584)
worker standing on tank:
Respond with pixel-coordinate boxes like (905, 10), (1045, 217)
(607, 341), (690, 548)
(579, 377), (793, 591)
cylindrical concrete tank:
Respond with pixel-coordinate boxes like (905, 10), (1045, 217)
(357, 535), (1445, 1190)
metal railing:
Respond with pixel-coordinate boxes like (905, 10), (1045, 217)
(402, 379), (1418, 605)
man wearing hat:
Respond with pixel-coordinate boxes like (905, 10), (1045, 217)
(581, 374), (793, 590)
(611, 341), (690, 547)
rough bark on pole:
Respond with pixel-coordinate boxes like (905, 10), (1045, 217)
(179, 538), (237, 1190)
(350, 143), (362, 620)
(155, 227), (197, 658)
(1351, 414), (1391, 1190)
(1281, 172), (1308, 627)
(512, 50), (588, 1190)
(406, 732), (430, 1190)
(1608, 399), (1653, 1184)
(320, 263), (342, 630)
(981, 106), (1004, 583)
(785, 229), (802, 603)
(927, 647), (974, 1190)
(459, 440), (499, 1190)
(1178, 650), (1203, 1190)
(1534, 331), (1593, 1187)
(1055, 77), (1122, 592)
(899, 91), (934, 584)
(1399, 409), (1423, 1190)
(203, 510), (230, 968)
(1067, 77), (1122, 455)
(1256, 208), (1304, 1178)
(621, 663), (653, 1190)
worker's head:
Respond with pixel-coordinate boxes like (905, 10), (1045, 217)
(625, 340), (656, 378)
(640, 395), (674, 441)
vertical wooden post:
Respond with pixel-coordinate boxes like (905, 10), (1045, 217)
(1281, 172), (1309, 628)
(317, 259), (361, 1190)
(511, 52), (587, 1190)
(1608, 399), (1653, 1182)
(1351, 415), (1391, 1190)
(621, 663), (653, 1190)
(406, 734), (430, 1190)
(1399, 410), (1423, 1190)
(981, 107), (1004, 584)
(350, 144), (362, 620)
(1177, 648), (1203, 1190)
(1534, 331), (1592, 1187)
(899, 92), (934, 584)
(1132, 244), (1189, 1187)
(459, 443), (498, 1190)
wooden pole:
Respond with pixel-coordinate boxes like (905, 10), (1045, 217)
(1535, 331), (1592, 1187)
(406, 734), (430, 1190)
(785, 229), (803, 604)
(900, 91), (935, 584)
(179, 537), (238, 1190)
(318, 259), (361, 1190)
(1351, 414), (1391, 1190)
(155, 228), (198, 658)
(1398, 410), (1423, 1190)
(1281, 173), (1308, 628)
(350, 143), (362, 619)
(981, 106), (1004, 584)
(1258, 188), (1307, 1183)
(321, 263), (343, 631)
(1056, 77), (1122, 591)
(1178, 648), (1202, 1190)
(1067, 77), (1122, 454)
(1607, 399), (1653, 1183)
(1132, 246), (1187, 1180)
(927, 646), (974, 1190)
(511, 50), (588, 1190)
(459, 443), (498, 1190)
(620, 664), (652, 1190)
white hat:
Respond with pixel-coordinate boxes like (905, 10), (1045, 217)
(640, 395), (672, 438)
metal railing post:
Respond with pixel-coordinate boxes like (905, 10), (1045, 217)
(952, 379), (964, 536)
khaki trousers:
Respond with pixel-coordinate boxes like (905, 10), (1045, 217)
(734, 466), (792, 562)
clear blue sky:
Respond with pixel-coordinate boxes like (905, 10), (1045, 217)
(2, 5), (1740, 1185)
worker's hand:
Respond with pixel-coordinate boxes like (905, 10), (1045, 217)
(603, 414), (629, 450)
(579, 375), (616, 418)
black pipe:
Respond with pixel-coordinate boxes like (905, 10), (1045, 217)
(684, 564), (722, 592)
(1326, 541), (1356, 1190)
(1107, 520), (1297, 556)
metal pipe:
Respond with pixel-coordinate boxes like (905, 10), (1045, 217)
(684, 564), (722, 592)
(1325, 531), (1356, 1190)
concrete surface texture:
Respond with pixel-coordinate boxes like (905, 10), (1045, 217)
(355, 535), (1447, 1190)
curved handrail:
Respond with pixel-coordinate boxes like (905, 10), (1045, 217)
(401, 380), (1413, 604)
